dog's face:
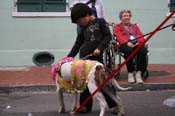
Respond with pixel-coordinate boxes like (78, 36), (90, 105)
(59, 61), (73, 81)
(51, 57), (73, 82)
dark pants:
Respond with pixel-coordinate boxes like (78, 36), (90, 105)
(80, 88), (93, 111)
(79, 55), (117, 110)
(80, 87), (117, 111)
(119, 44), (147, 72)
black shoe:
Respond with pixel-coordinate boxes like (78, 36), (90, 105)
(110, 106), (125, 116)
(79, 107), (91, 113)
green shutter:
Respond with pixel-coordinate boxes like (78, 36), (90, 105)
(17, 0), (43, 12)
(17, 0), (67, 12)
(43, 0), (66, 12)
(170, 0), (175, 12)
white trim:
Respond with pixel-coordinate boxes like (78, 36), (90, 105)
(0, 67), (30, 71)
(1, 48), (175, 53)
(12, 12), (70, 17)
(13, 0), (71, 17)
(0, 49), (70, 53)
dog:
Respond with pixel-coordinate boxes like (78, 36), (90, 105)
(51, 57), (129, 116)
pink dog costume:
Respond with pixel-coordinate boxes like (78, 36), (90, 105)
(51, 57), (102, 93)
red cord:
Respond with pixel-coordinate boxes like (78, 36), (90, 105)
(73, 10), (175, 115)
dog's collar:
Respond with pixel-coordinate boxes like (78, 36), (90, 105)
(57, 67), (62, 78)
(56, 61), (67, 78)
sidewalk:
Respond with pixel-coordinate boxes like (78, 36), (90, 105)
(0, 64), (175, 93)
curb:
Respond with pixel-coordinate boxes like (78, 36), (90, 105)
(0, 83), (175, 93)
(0, 85), (56, 94)
(122, 83), (175, 91)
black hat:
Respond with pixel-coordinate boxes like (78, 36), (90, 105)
(71, 3), (92, 23)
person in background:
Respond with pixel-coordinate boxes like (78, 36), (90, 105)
(113, 9), (147, 84)
(70, 0), (114, 33)
(67, 3), (124, 115)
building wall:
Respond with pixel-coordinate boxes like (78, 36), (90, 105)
(0, 0), (175, 66)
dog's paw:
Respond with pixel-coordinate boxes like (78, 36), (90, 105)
(70, 111), (77, 116)
(116, 112), (125, 116)
(70, 107), (77, 115)
(127, 86), (132, 90)
(58, 107), (65, 113)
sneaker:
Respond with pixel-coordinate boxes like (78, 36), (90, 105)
(128, 73), (135, 83)
(135, 71), (143, 84)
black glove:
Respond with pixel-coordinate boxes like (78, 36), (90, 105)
(172, 24), (175, 28)
(129, 39), (137, 45)
(172, 24), (175, 31)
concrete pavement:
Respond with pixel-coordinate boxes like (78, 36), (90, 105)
(1, 90), (175, 116)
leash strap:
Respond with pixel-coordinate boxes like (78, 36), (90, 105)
(73, 10), (175, 114)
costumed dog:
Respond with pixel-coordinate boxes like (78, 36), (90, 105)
(51, 57), (129, 116)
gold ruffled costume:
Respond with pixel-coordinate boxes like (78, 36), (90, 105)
(57, 60), (98, 93)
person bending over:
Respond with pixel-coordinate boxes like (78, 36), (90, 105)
(67, 3), (121, 114)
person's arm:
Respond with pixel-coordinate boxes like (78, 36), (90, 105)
(96, 19), (112, 52)
(67, 32), (84, 57)
(98, 0), (105, 19)
(134, 24), (144, 39)
(114, 24), (139, 48)
(134, 24), (145, 44)
(113, 24), (128, 45)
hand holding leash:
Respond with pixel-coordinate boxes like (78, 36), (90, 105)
(127, 42), (138, 48)
(107, 22), (116, 26)
(93, 48), (100, 56)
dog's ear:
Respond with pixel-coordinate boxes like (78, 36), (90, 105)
(95, 65), (105, 71)
(95, 65), (106, 86)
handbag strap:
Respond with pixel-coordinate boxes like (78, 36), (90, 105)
(86, 0), (96, 5)
(86, 0), (97, 17)
(122, 24), (136, 40)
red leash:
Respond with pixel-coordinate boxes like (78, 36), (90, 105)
(73, 10), (175, 115)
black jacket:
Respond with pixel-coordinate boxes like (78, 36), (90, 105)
(68, 18), (112, 62)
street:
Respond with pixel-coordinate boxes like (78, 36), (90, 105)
(0, 90), (175, 116)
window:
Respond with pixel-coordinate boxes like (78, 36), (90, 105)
(169, 0), (175, 12)
(167, 0), (175, 17)
(13, 0), (70, 17)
